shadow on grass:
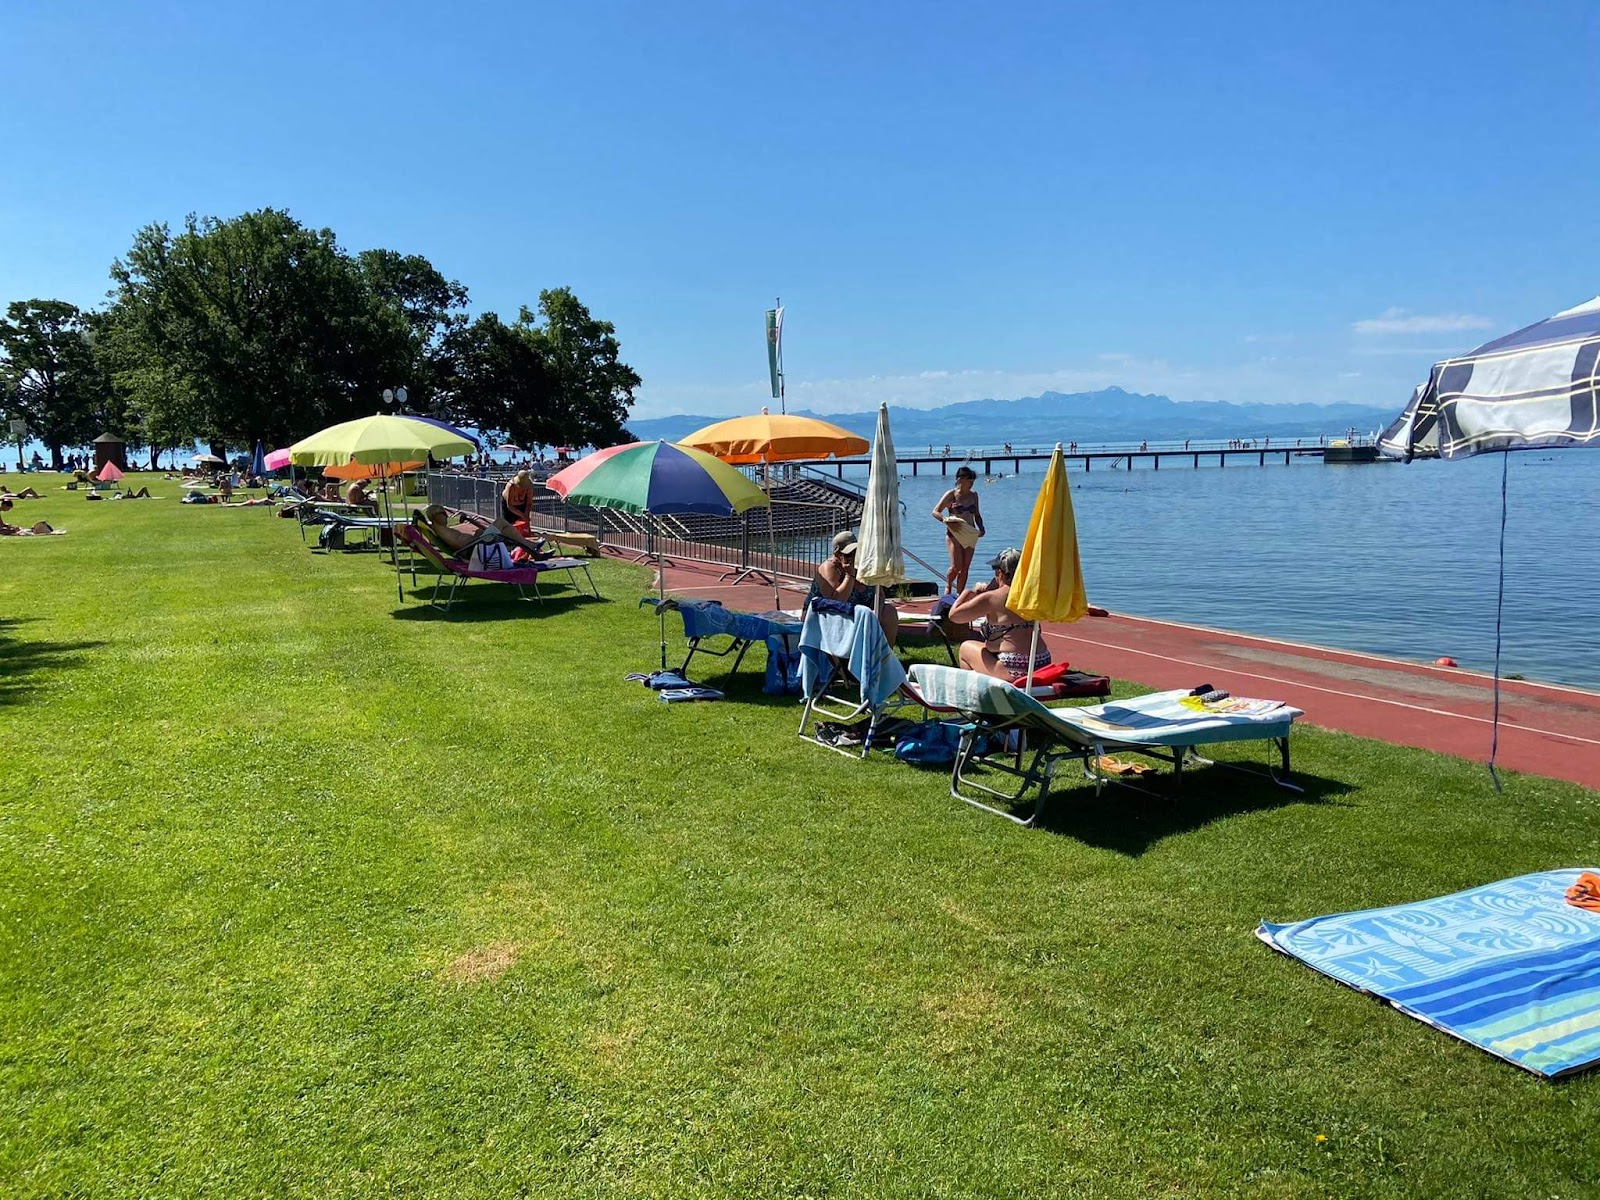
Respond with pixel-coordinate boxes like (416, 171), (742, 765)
(390, 583), (608, 622)
(0, 617), (108, 707)
(1025, 767), (1355, 854)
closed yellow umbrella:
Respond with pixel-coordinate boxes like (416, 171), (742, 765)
(1009, 443), (1088, 688)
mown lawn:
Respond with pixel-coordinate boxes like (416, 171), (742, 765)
(3, 474), (1599, 1198)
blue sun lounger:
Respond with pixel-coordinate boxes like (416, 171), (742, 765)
(907, 664), (1305, 826)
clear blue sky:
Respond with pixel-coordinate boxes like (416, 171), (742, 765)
(5, 0), (1598, 419)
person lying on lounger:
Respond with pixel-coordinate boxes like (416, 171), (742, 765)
(948, 547), (1050, 680)
(421, 505), (553, 560)
(0, 498), (55, 535)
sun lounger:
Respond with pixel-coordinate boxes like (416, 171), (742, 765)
(645, 597), (803, 676)
(397, 524), (600, 611)
(907, 664), (1305, 826)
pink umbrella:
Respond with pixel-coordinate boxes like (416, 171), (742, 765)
(263, 448), (292, 470)
(96, 461), (124, 483)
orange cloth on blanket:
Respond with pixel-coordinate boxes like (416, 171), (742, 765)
(1565, 872), (1600, 912)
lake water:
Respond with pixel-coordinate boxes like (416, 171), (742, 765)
(831, 451), (1600, 690)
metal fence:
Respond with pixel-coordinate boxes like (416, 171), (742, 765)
(424, 471), (849, 583)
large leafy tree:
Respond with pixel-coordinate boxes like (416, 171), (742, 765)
(110, 209), (382, 449)
(0, 299), (102, 467)
(440, 287), (638, 449)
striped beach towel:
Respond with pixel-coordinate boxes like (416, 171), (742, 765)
(1259, 869), (1600, 1078)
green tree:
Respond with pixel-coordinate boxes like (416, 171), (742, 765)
(93, 300), (202, 469)
(439, 288), (638, 449)
(0, 299), (102, 468)
(109, 209), (377, 450)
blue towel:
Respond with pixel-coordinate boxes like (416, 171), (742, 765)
(1260, 869), (1600, 1078)
(799, 605), (906, 708)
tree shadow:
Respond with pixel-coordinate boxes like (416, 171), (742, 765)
(0, 617), (108, 707)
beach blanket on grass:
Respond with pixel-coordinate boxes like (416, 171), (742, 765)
(1259, 869), (1600, 1078)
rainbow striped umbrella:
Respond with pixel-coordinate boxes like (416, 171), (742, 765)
(549, 441), (767, 667)
(546, 440), (766, 515)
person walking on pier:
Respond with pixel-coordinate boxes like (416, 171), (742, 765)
(932, 465), (985, 593)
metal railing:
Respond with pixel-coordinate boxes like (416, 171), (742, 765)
(424, 471), (851, 584)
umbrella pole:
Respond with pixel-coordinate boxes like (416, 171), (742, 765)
(1488, 451), (1509, 792)
(383, 465), (404, 604)
(766, 461), (781, 611)
(657, 518), (669, 670)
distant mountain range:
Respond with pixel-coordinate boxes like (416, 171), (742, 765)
(627, 387), (1395, 450)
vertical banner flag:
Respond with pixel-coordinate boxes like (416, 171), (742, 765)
(766, 306), (784, 400)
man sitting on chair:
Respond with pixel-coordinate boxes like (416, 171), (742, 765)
(808, 529), (899, 646)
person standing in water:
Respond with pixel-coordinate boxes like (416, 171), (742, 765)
(932, 465), (984, 593)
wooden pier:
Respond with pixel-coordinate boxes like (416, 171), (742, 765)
(804, 445), (1330, 476)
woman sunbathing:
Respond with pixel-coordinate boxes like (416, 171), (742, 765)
(948, 547), (1050, 680)
(1, 487), (43, 499)
(0, 498), (55, 535)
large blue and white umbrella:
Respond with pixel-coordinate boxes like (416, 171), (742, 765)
(1377, 297), (1600, 786)
(1379, 297), (1600, 461)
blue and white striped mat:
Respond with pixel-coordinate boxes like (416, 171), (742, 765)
(1259, 869), (1600, 1078)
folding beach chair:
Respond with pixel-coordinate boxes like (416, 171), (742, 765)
(907, 664), (1305, 826)
(397, 524), (600, 612)
(645, 598), (803, 677)
(798, 604), (927, 757)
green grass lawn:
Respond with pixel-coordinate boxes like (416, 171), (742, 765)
(4, 474), (1600, 1198)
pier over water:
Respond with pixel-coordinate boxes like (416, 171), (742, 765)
(797, 438), (1361, 476)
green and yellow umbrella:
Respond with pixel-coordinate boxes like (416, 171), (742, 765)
(289, 415), (477, 602)
(287, 414), (475, 467)
(1009, 443), (1089, 688)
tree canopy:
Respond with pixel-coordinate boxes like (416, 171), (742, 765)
(1, 208), (640, 462)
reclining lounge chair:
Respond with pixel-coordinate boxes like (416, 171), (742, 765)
(907, 664), (1305, 826)
(397, 524), (601, 612)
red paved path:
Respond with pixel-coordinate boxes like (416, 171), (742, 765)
(640, 555), (1600, 792)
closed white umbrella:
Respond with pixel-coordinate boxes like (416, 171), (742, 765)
(855, 404), (907, 587)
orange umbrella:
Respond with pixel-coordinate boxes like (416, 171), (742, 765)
(681, 409), (868, 605)
(323, 459), (425, 481)
(680, 410), (867, 463)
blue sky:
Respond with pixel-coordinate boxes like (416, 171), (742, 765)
(4, 0), (1599, 419)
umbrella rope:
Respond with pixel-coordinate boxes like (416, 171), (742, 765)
(1489, 451), (1508, 793)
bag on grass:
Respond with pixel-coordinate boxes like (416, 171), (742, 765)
(894, 721), (966, 765)
(469, 540), (513, 571)
(318, 523), (346, 550)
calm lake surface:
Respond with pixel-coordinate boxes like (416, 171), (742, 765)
(833, 451), (1600, 690)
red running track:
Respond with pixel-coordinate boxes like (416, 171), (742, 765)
(644, 556), (1600, 792)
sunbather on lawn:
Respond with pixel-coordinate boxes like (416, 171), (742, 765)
(345, 480), (377, 514)
(0, 498), (56, 536)
(1, 486), (43, 499)
(949, 547), (1050, 679)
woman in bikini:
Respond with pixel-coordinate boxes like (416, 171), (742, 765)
(499, 470), (534, 533)
(931, 465), (984, 593)
(0, 498), (54, 536)
(948, 547), (1051, 680)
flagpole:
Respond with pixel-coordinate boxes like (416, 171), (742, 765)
(775, 295), (785, 415)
